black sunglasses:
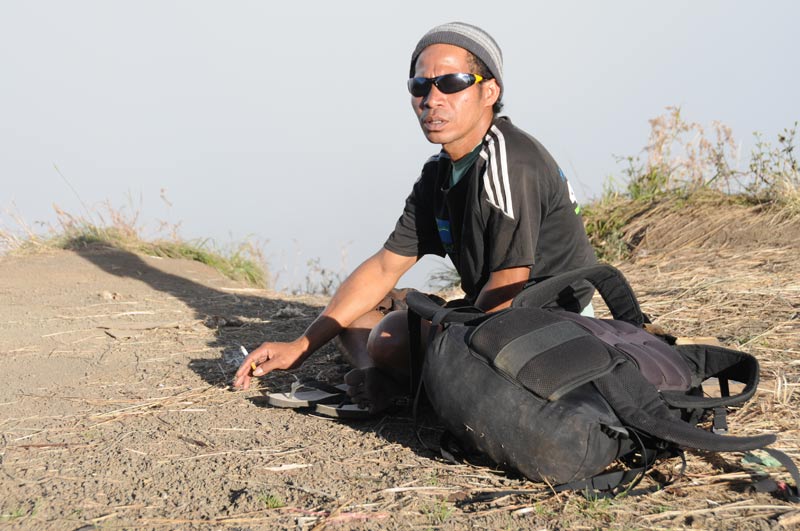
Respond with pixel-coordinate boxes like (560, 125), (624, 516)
(407, 73), (486, 97)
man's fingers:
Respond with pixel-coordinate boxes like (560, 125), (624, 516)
(232, 346), (270, 389)
(250, 349), (275, 376)
(235, 352), (258, 378)
(253, 356), (283, 377)
(231, 341), (303, 389)
(236, 347), (269, 375)
(232, 371), (249, 389)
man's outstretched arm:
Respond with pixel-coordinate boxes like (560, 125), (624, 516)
(233, 248), (417, 389)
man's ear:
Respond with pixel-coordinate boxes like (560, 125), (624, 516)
(482, 79), (500, 108)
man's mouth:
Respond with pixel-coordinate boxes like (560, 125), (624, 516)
(424, 117), (448, 132)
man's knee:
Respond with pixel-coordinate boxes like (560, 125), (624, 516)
(367, 310), (410, 369)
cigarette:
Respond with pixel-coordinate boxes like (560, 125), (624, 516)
(240, 345), (257, 372)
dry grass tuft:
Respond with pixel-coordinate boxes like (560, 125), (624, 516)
(0, 201), (270, 288)
(586, 109), (799, 263)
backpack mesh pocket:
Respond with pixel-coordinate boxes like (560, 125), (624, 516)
(469, 309), (618, 400)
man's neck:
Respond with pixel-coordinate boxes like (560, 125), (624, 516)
(444, 113), (495, 161)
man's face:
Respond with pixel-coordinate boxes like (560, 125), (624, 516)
(411, 44), (498, 160)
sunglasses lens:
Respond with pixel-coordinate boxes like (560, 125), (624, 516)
(436, 74), (473, 94)
(408, 77), (432, 97)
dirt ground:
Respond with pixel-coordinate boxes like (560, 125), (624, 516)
(1, 202), (799, 530)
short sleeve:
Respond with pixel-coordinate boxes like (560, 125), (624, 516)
(384, 173), (445, 258)
(482, 160), (543, 272)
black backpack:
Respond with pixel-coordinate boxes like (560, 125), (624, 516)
(406, 264), (798, 493)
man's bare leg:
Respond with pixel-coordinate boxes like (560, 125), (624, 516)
(336, 310), (415, 413)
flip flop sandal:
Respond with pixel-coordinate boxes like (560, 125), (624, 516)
(266, 379), (349, 409)
(313, 399), (375, 420)
(313, 394), (414, 420)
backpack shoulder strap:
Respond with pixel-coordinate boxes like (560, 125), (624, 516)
(661, 343), (761, 409)
(595, 360), (776, 452)
(406, 291), (486, 397)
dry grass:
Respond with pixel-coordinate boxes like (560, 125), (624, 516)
(0, 201), (269, 288)
(615, 107), (798, 202)
(587, 109), (799, 264)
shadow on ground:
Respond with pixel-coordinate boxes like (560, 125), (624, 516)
(71, 241), (442, 458)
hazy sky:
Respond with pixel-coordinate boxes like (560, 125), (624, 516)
(2, 1), (798, 290)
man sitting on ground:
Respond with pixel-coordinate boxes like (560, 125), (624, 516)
(233, 22), (597, 414)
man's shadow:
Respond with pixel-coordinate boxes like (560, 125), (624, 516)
(69, 240), (347, 385)
(70, 240), (437, 454)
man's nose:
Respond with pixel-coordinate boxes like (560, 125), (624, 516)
(423, 84), (446, 107)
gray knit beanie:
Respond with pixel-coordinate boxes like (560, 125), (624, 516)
(410, 22), (504, 98)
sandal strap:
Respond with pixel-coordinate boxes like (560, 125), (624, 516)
(290, 378), (347, 399)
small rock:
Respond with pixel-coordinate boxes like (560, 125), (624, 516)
(297, 516), (320, 530)
(203, 315), (245, 328)
(273, 306), (305, 319)
(99, 291), (121, 300)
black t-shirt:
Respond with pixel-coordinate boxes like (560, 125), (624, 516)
(385, 116), (597, 305)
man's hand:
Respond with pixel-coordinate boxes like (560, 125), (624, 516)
(232, 339), (308, 390)
(231, 249), (416, 390)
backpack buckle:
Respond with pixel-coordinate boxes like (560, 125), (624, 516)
(601, 424), (630, 440)
(712, 406), (729, 434)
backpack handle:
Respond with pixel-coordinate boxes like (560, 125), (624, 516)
(406, 291), (448, 321)
(512, 264), (645, 326)
(406, 291), (484, 323)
